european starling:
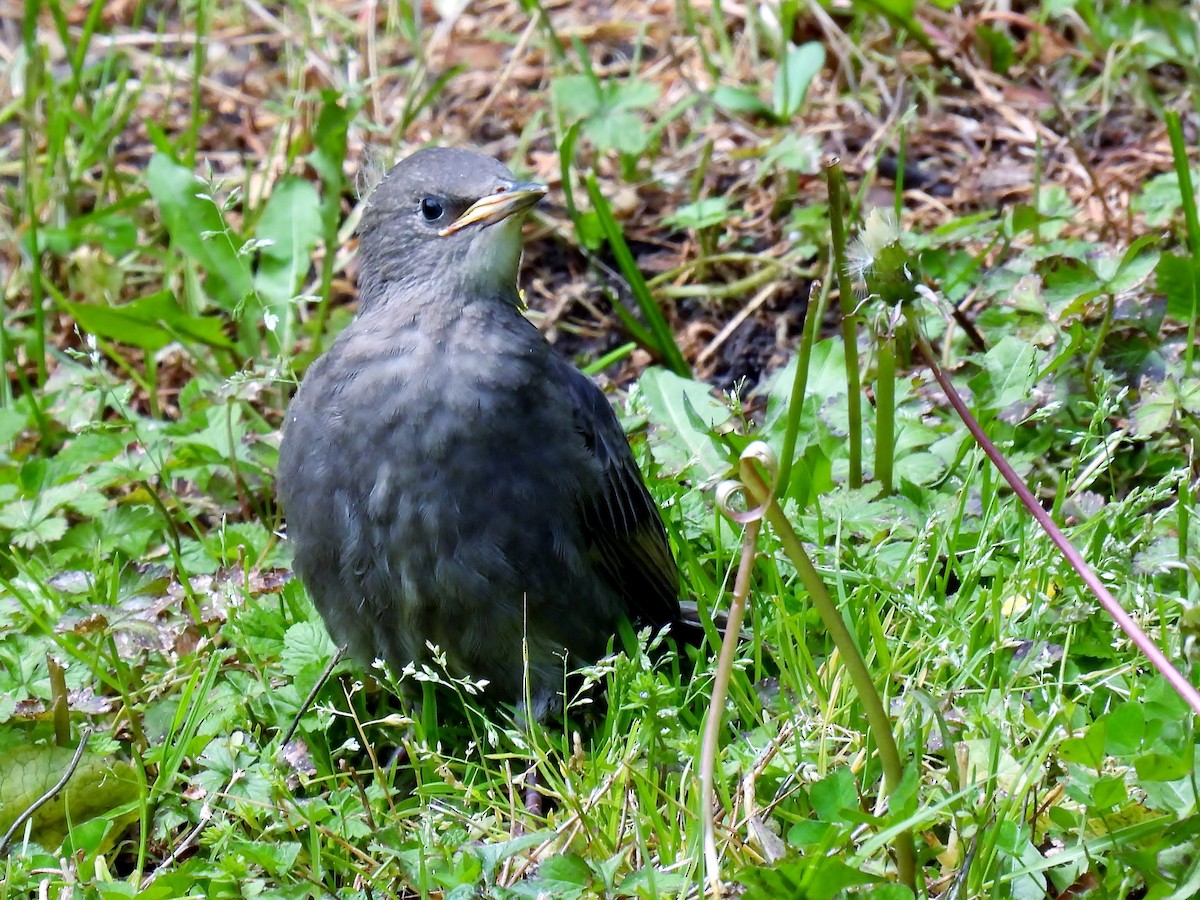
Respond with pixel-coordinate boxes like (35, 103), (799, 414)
(277, 148), (682, 719)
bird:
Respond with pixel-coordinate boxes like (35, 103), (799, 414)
(277, 147), (683, 721)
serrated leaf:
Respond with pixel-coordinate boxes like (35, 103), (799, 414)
(281, 621), (338, 676)
(664, 197), (731, 231)
(971, 335), (1039, 411)
(1133, 169), (1195, 228)
(9, 514), (69, 548)
(609, 79), (659, 111)
(584, 109), (649, 156)
(552, 74), (602, 119)
(893, 450), (947, 486)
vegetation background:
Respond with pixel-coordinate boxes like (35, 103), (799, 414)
(2, 0), (1199, 896)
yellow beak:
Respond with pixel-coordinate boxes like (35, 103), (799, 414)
(438, 183), (547, 237)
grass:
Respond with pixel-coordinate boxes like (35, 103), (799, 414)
(3, 0), (1200, 896)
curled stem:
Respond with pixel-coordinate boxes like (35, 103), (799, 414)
(712, 443), (917, 889)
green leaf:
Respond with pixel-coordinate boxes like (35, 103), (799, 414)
(1109, 234), (1160, 292)
(0, 507), (68, 548)
(1133, 169), (1197, 228)
(1091, 775), (1129, 809)
(663, 197), (731, 231)
(254, 176), (322, 350)
(970, 335), (1039, 411)
(62, 290), (234, 353)
(1060, 721), (1107, 769)
(1131, 380), (1176, 438)
(772, 42), (825, 120)
(893, 450), (946, 486)
(609, 79), (659, 111)
(281, 621), (338, 676)
(1135, 751), (1193, 782)
(1037, 255), (1101, 310)
(584, 109), (649, 156)
(34, 201), (140, 258)
(552, 74), (603, 119)
(638, 367), (732, 481)
(533, 853), (594, 894)
(1103, 702), (1146, 758)
(810, 767), (857, 821)
(738, 857), (878, 900)
(975, 24), (1016, 74)
(0, 744), (140, 852)
(1156, 252), (1200, 322)
(761, 133), (822, 175)
(710, 85), (772, 118)
(147, 154), (254, 314)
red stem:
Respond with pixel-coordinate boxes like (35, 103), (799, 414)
(916, 336), (1200, 716)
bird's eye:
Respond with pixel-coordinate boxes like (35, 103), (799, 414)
(419, 197), (444, 222)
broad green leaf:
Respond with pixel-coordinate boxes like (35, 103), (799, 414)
(638, 368), (732, 481)
(62, 290), (234, 353)
(772, 42), (825, 120)
(147, 153), (254, 313)
(970, 335), (1039, 411)
(893, 450), (946, 486)
(1060, 722), (1107, 769)
(585, 109), (649, 156)
(810, 767), (857, 821)
(609, 79), (659, 111)
(0, 744), (140, 852)
(1156, 252), (1200, 322)
(1133, 169), (1198, 228)
(534, 853), (594, 892)
(1135, 751), (1193, 782)
(1037, 255), (1101, 310)
(663, 197), (731, 231)
(254, 176), (322, 350)
(281, 621), (338, 677)
(1110, 234), (1161, 292)
(1131, 380), (1176, 437)
(1091, 775), (1129, 809)
(552, 74), (603, 119)
(710, 85), (772, 118)
(975, 24), (1016, 74)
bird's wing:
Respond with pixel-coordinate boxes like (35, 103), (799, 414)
(561, 362), (682, 628)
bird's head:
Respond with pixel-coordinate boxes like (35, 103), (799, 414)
(356, 147), (546, 312)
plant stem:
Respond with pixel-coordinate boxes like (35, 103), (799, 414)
(826, 159), (863, 487)
(913, 329), (1200, 715)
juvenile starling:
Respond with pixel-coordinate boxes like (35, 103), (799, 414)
(277, 148), (682, 719)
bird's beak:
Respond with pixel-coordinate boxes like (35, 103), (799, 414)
(439, 182), (547, 237)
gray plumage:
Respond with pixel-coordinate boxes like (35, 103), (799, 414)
(277, 148), (681, 718)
